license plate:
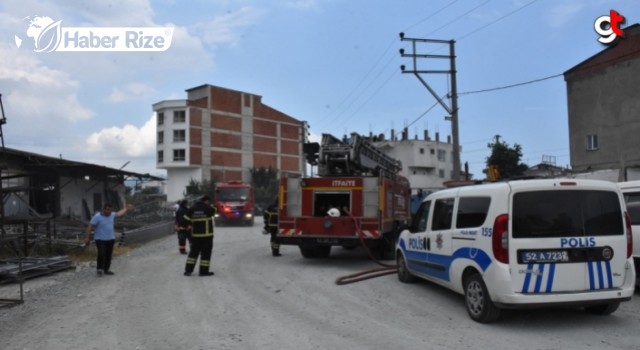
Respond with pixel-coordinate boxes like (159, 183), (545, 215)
(519, 250), (570, 264)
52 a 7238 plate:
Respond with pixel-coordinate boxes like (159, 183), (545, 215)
(518, 249), (570, 264)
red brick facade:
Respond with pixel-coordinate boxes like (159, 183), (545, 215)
(179, 84), (304, 183)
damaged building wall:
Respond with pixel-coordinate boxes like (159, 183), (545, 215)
(59, 176), (126, 221)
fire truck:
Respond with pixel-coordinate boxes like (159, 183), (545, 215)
(213, 181), (255, 226)
(276, 132), (411, 259)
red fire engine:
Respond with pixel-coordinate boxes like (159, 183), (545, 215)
(277, 133), (411, 259)
(213, 181), (255, 226)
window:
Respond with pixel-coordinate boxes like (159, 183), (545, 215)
(312, 192), (350, 217)
(437, 149), (446, 161)
(173, 110), (186, 123)
(622, 191), (640, 225)
(157, 150), (163, 163)
(157, 112), (164, 125)
(456, 197), (491, 228)
(157, 131), (164, 144)
(587, 134), (598, 150)
(439, 169), (445, 178)
(173, 149), (186, 161)
(173, 129), (185, 142)
(512, 190), (623, 238)
(419, 148), (424, 154)
(412, 201), (431, 232)
(432, 198), (454, 230)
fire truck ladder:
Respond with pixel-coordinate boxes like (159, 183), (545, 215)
(317, 132), (402, 177)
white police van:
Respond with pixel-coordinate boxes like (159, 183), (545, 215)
(617, 180), (640, 283)
(396, 179), (635, 323)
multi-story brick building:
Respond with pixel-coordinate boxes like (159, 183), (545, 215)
(564, 24), (640, 180)
(154, 84), (306, 202)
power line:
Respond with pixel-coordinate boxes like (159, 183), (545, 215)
(457, 0), (540, 41)
(459, 73), (562, 95)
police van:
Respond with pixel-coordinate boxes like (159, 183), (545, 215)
(396, 179), (635, 323)
(617, 180), (640, 282)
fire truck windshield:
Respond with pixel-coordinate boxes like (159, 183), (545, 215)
(216, 188), (249, 201)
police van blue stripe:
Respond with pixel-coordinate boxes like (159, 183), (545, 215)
(545, 263), (556, 293)
(522, 263), (534, 293)
(399, 240), (492, 282)
(587, 261), (614, 290)
(588, 262), (595, 290)
(521, 263), (556, 293)
(596, 261), (604, 289)
(533, 263), (545, 293)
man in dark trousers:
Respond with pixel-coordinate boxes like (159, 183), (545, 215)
(83, 203), (134, 276)
(175, 200), (191, 254)
(263, 198), (281, 257)
(183, 195), (216, 276)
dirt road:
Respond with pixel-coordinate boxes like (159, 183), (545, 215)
(1, 218), (639, 350)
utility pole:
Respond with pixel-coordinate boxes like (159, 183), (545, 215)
(399, 33), (461, 180)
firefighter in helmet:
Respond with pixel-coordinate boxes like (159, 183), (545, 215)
(175, 200), (191, 254)
(262, 198), (281, 257)
(183, 195), (216, 276)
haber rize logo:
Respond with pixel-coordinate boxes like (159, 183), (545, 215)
(15, 15), (174, 52)
(15, 15), (62, 52)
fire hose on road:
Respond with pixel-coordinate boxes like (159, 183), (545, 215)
(335, 208), (398, 285)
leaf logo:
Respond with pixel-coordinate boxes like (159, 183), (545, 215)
(34, 20), (62, 53)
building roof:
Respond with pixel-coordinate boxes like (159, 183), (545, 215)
(1, 147), (164, 181)
(564, 23), (640, 79)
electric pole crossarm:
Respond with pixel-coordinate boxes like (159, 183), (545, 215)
(400, 53), (450, 59)
(403, 70), (450, 74)
(399, 34), (449, 44)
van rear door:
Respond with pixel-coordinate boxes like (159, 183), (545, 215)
(508, 184), (627, 293)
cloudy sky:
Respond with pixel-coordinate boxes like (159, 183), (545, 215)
(0, 0), (638, 178)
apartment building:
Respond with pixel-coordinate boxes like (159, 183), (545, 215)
(154, 84), (305, 202)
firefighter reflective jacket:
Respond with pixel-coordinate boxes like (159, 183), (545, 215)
(184, 201), (215, 238)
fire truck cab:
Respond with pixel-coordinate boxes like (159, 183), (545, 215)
(213, 181), (255, 226)
(277, 133), (411, 259)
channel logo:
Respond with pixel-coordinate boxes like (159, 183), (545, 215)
(594, 10), (626, 45)
(15, 15), (174, 52)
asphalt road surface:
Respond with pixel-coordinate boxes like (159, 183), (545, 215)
(1, 218), (639, 350)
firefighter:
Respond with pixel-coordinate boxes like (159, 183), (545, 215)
(175, 200), (191, 254)
(262, 198), (281, 257)
(183, 195), (216, 276)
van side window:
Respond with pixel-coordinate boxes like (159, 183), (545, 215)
(432, 198), (454, 230)
(456, 197), (491, 228)
(412, 201), (431, 232)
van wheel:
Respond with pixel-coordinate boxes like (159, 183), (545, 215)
(585, 302), (620, 315)
(396, 252), (416, 283)
(464, 273), (501, 323)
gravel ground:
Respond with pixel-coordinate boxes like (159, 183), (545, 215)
(1, 219), (640, 350)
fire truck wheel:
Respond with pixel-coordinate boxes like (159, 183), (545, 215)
(299, 246), (332, 258)
(314, 246), (331, 258)
(300, 246), (315, 258)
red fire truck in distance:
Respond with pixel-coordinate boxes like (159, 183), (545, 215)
(213, 181), (255, 226)
(277, 133), (411, 259)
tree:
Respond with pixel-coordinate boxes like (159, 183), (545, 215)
(183, 177), (216, 198)
(250, 167), (280, 211)
(485, 135), (528, 180)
